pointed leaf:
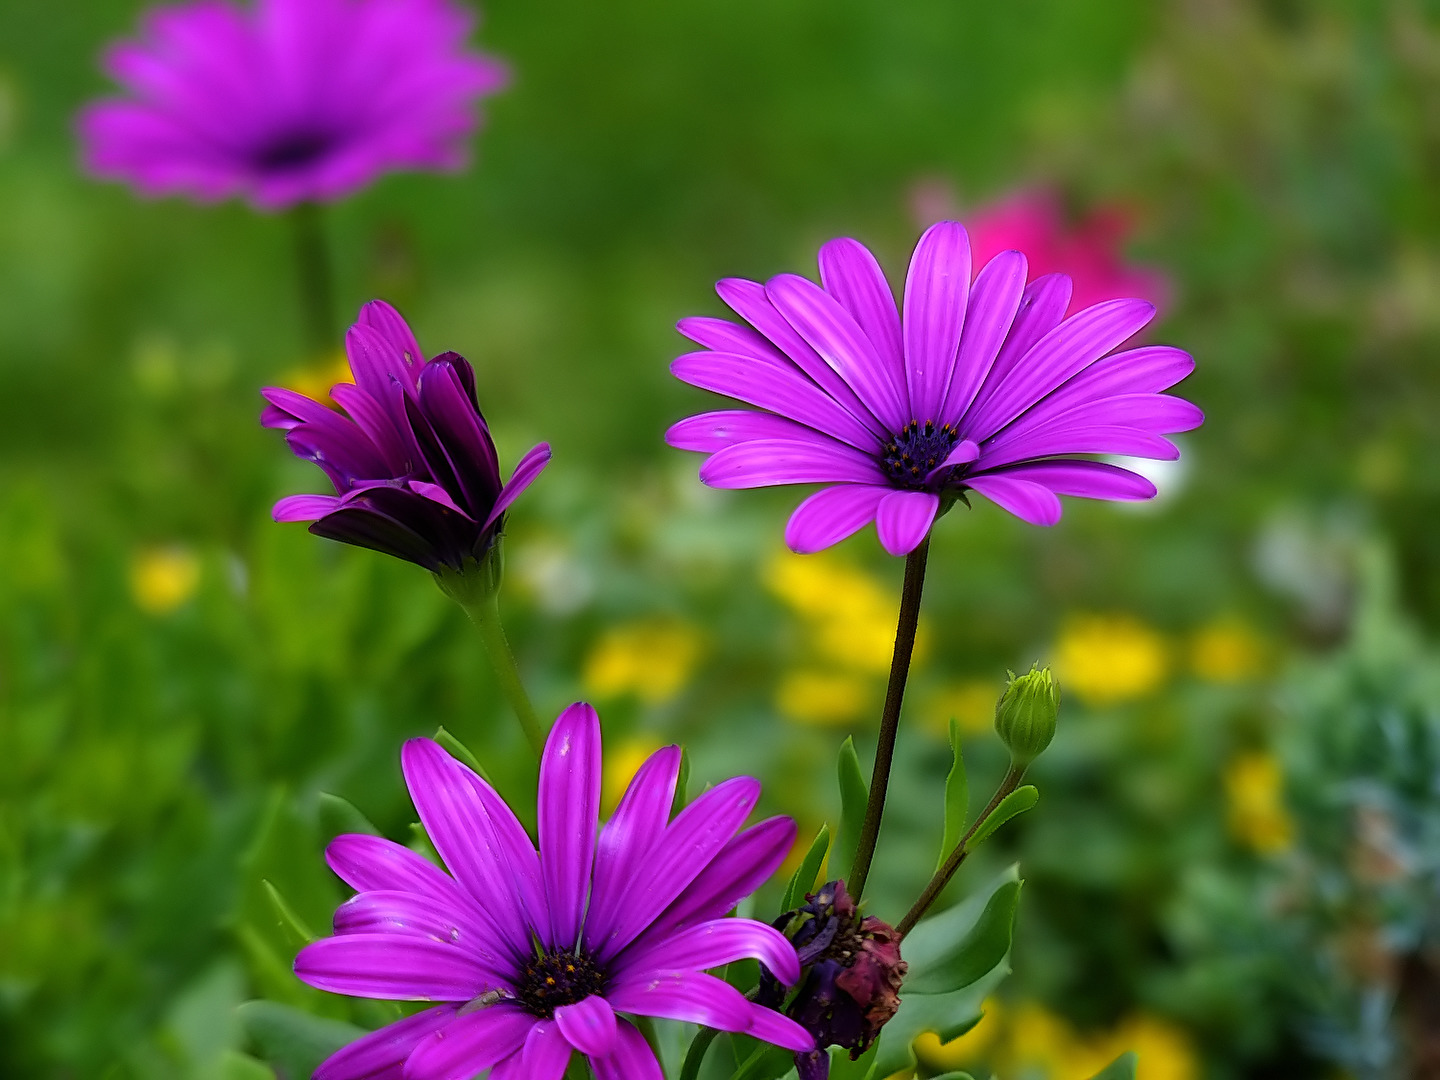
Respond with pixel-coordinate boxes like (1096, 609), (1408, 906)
(903, 879), (1022, 994)
(238, 1001), (365, 1080)
(317, 792), (380, 839)
(938, 718), (969, 871)
(783, 825), (831, 912)
(433, 726), (492, 782)
(964, 785), (1039, 852)
(262, 880), (318, 946)
(1090, 1051), (1138, 1080)
(834, 737), (869, 882)
(674, 745), (692, 816)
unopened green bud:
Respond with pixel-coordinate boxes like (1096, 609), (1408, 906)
(994, 664), (1059, 766)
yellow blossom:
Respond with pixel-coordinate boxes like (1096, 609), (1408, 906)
(913, 998), (1004, 1070)
(1055, 614), (1168, 706)
(924, 679), (998, 738)
(129, 546), (201, 615)
(1224, 752), (1294, 854)
(1190, 618), (1265, 683)
(277, 351), (353, 403)
(765, 550), (925, 673)
(582, 618), (702, 706)
(997, 1004), (1199, 1080)
(1111, 1015), (1200, 1080)
(601, 736), (663, 815)
(776, 669), (871, 726)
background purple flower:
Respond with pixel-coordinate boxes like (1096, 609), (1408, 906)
(295, 704), (812, 1079)
(667, 221), (1202, 557)
(78, 0), (508, 210)
(263, 300), (549, 574)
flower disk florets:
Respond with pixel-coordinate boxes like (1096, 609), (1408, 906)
(518, 949), (608, 1019)
(880, 421), (959, 490)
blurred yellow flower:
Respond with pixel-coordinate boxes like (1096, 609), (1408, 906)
(601, 736), (663, 815)
(1055, 613), (1168, 706)
(1111, 1015), (1200, 1080)
(765, 550), (926, 673)
(913, 998), (1003, 1070)
(1224, 751), (1294, 854)
(924, 679), (999, 737)
(582, 618), (703, 706)
(129, 546), (200, 615)
(277, 351), (352, 403)
(996, 1003), (1198, 1080)
(1190, 618), (1265, 683)
(776, 669), (871, 726)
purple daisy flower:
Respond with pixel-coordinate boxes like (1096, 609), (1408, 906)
(78, 0), (508, 210)
(666, 221), (1202, 557)
(263, 300), (550, 575)
(295, 703), (813, 1079)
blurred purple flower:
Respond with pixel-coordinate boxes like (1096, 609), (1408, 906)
(667, 221), (1202, 556)
(295, 704), (812, 1079)
(78, 0), (508, 210)
(262, 300), (549, 574)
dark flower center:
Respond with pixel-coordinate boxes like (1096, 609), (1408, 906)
(518, 949), (607, 1018)
(880, 421), (958, 489)
(253, 129), (336, 171)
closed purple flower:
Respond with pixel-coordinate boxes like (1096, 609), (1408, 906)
(263, 300), (549, 575)
(295, 704), (813, 1078)
(666, 221), (1202, 556)
(78, 0), (508, 210)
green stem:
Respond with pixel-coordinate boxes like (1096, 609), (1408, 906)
(679, 1025), (721, 1080)
(847, 536), (930, 900)
(896, 763), (1025, 937)
(290, 201), (335, 356)
(460, 593), (547, 758)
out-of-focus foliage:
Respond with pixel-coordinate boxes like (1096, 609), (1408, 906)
(4, 0), (1440, 1077)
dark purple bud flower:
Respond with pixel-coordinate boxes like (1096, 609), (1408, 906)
(263, 300), (550, 577)
(758, 880), (908, 1079)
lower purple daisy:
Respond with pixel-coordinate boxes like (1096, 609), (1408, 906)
(296, 704), (811, 1078)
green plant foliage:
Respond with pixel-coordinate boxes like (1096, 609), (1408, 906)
(782, 824), (830, 911)
(833, 736), (869, 882)
(964, 786), (1039, 853)
(938, 717), (970, 870)
(1089, 1050), (1138, 1079)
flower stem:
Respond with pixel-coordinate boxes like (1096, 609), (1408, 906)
(460, 593), (547, 758)
(290, 201), (335, 356)
(848, 536), (930, 901)
(679, 1025), (720, 1080)
(896, 763), (1025, 937)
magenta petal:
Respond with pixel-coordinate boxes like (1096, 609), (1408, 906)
(591, 777), (762, 961)
(553, 995), (618, 1057)
(481, 442), (552, 531)
(698, 438), (885, 490)
(784, 484), (889, 554)
(325, 834), (465, 901)
(960, 272), (1072, 429)
(991, 460), (1157, 501)
(902, 221), (972, 423)
(613, 917), (801, 986)
(589, 1019), (666, 1080)
(965, 474), (1064, 526)
(295, 934), (496, 1001)
(516, 1020), (572, 1080)
(407, 480), (472, 518)
(874, 490), (941, 557)
(666, 410), (820, 453)
(978, 426), (1179, 470)
(538, 703), (602, 949)
(818, 237), (904, 382)
(359, 300), (425, 367)
(274, 493), (341, 522)
(400, 739), (550, 952)
(607, 971), (814, 1052)
(402, 1004), (534, 1080)
(671, 350), (882, 452)
(313, 1005), (458, 1080)
(766, 273), (908, 432)
(939, 249), (1028, 426)
(586, 745), (682, 952)
(331, 892), (513, 981)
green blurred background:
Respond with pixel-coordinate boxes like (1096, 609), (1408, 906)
(4, 0), (1440, 1077)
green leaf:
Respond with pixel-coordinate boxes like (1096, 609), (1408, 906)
(903, 878), (1022, 994)
(938, 717), (969, 871)
(828, 1040), (880, 1078)
(1089, 1051), (1138, 1079)
(964, 785), (1038, 852)
(433, 726), (491, 782)
(782, 824), (830, 911)
(674, 746), (692, 816)
(728, 1038), (793, 1080)
(238, 1000), (365, 1080)
(218, 1050), (277, 1080)
(833, 737), (869, 880)
(316, 792), (380, 839)
(262, 880), (318, 946)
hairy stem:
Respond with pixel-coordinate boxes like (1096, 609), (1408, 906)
(896, 763), (1025, 936)
(290, 201), (335, 356)
(848, 536), (930, 900)
(460, 594), (547, 758)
